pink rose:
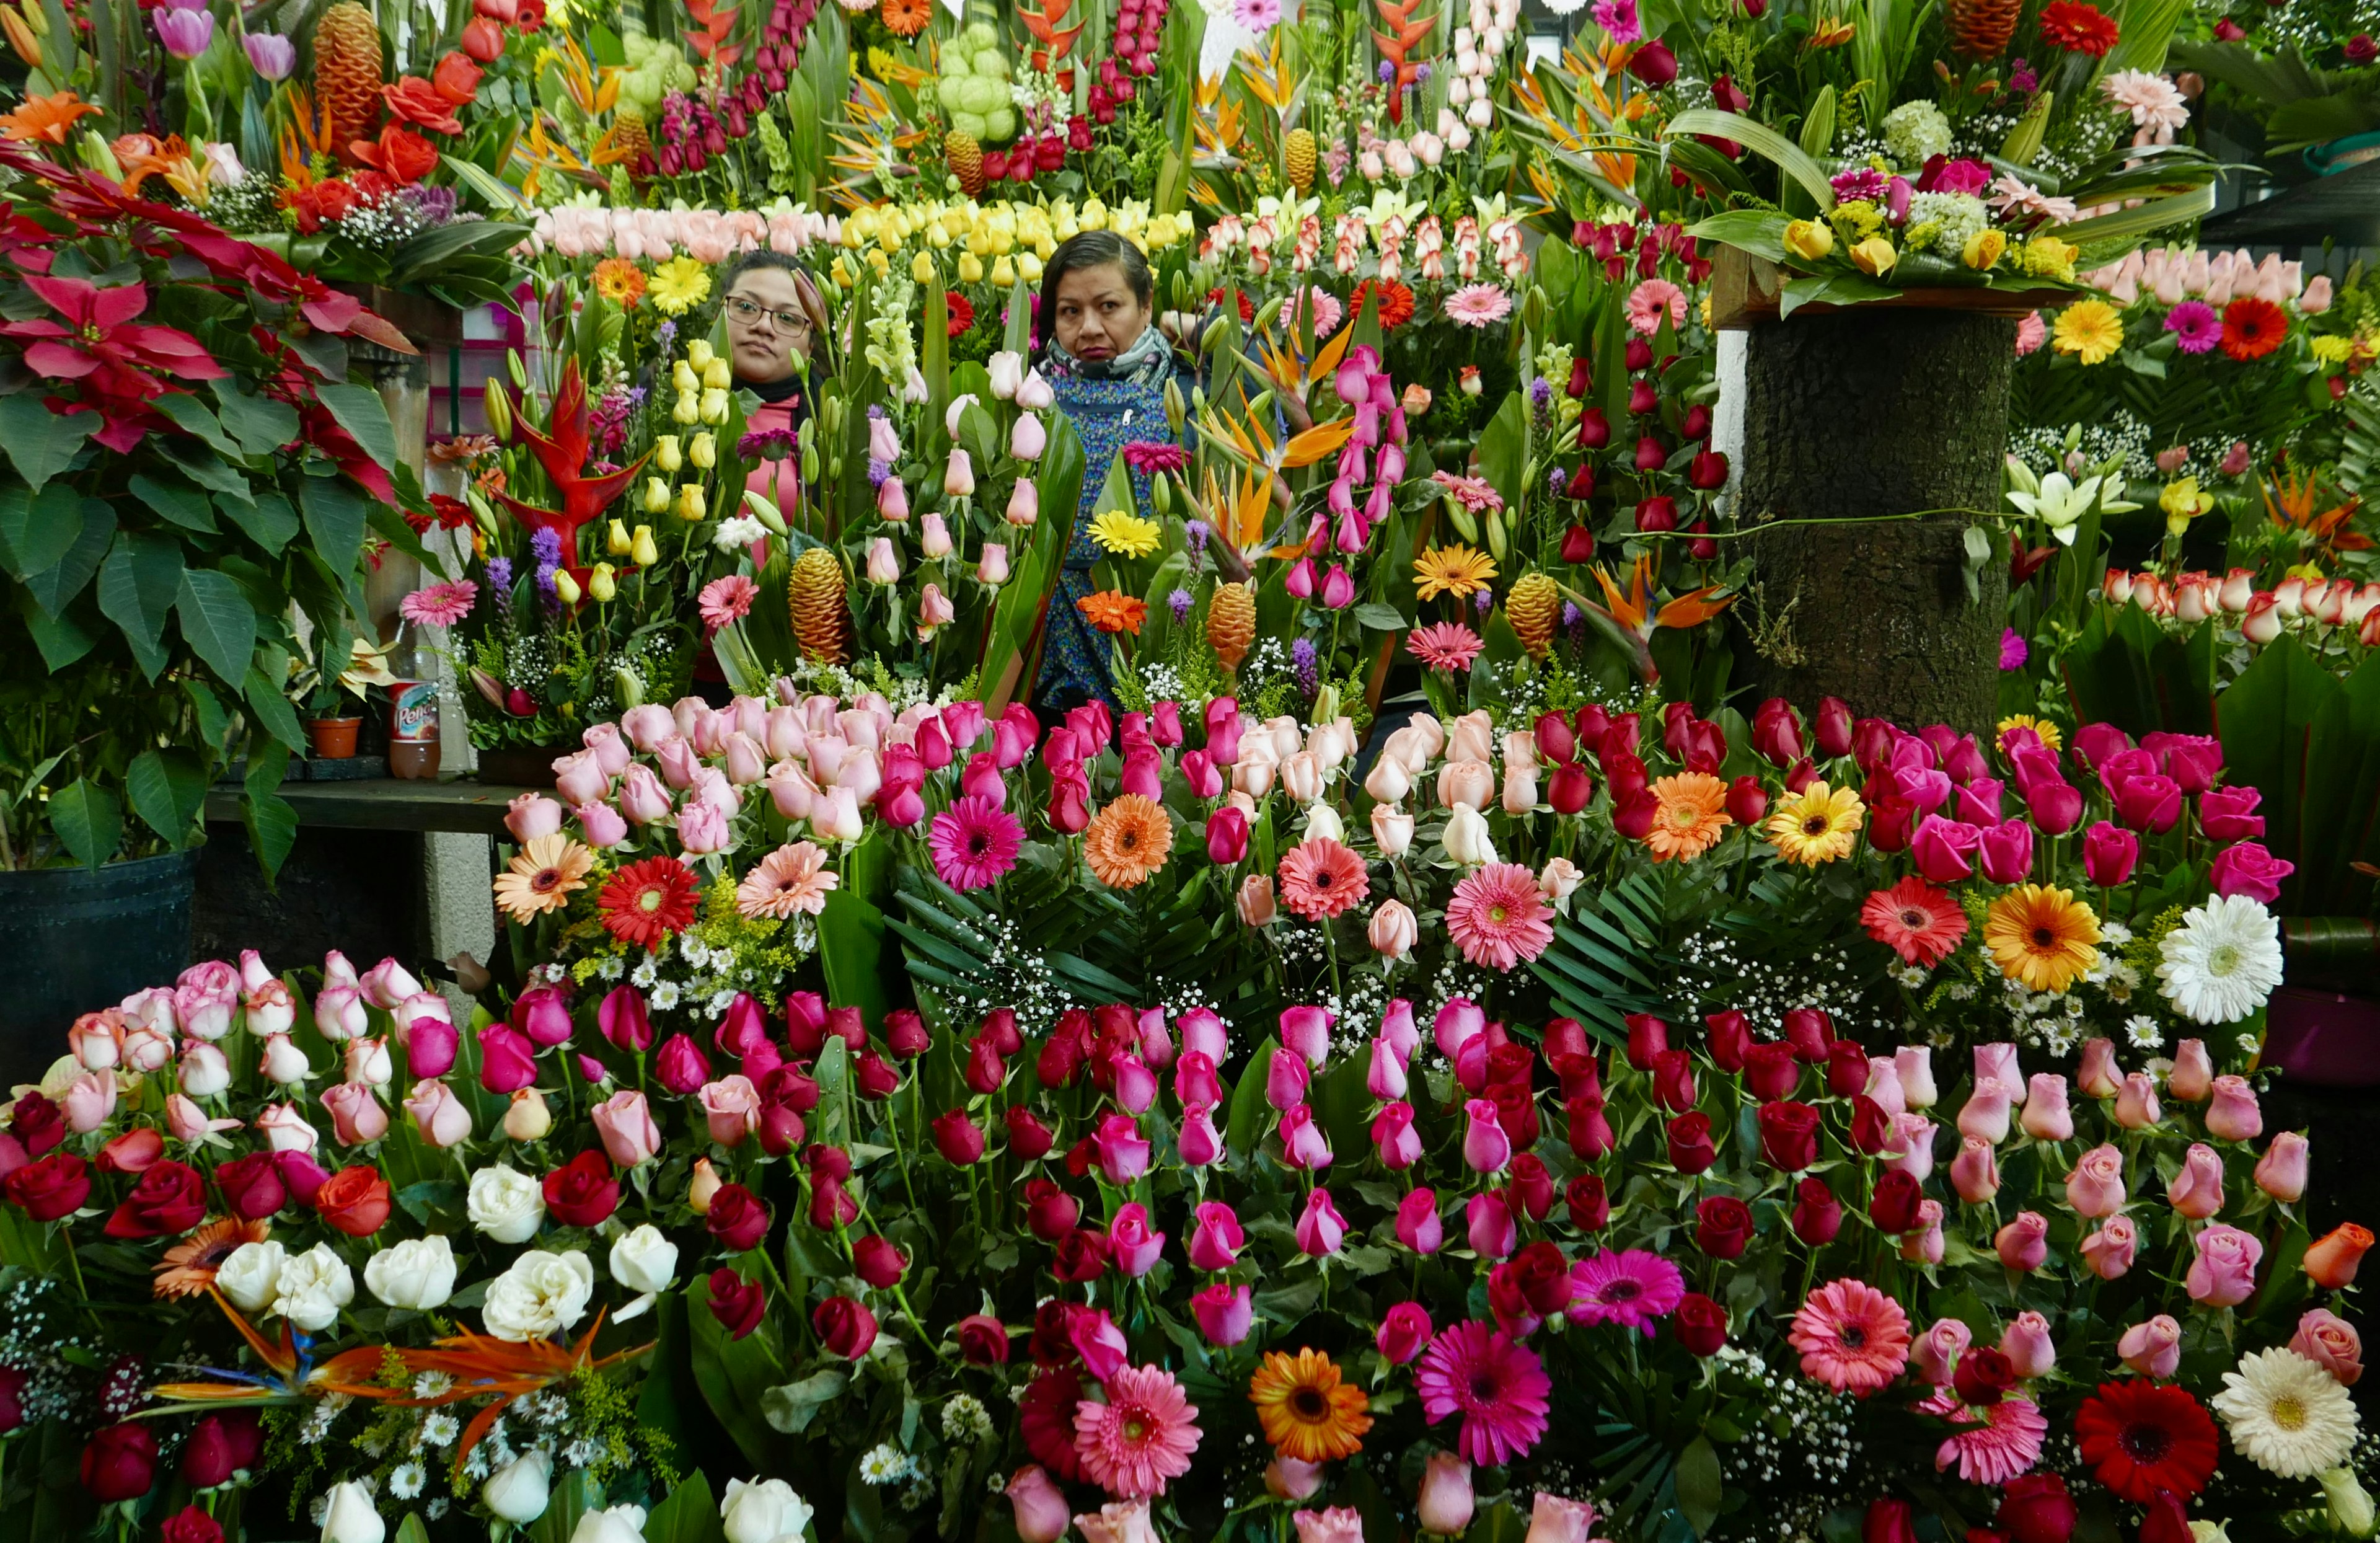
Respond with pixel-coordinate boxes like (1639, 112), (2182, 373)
(2206, 1075), (2262, 1142)
(1955, 1078), (2014, 1145)
(2077, 1038), (2122, 1098)
(699, 1077), (761, 1146)
(1912, 1317), (1971, 1385)
(1994, 1211), (2049, 1271)
(2208, 841), (2293, 903)
(2167, 1038), (2215, 1102)
(2256, 1130), (2310, 1203)
(402, 1079), (471, 1147)
(2065, 1144), (2128, 1219)
(2113, 1072), (2162, 1130)
(1296, 1188), (1347, 1257)
(505, 792), (565, 843)
(2082, 1217), (2138, 1280)
(2185, 1222), (2264, 1307)
(2118, 1314), (2182, 1379)
(2019, 1074), (2073, 1141)
(2166, 1143), (2225, 1219)
(2290, 1307), (2363, 1386)
(1950, 1138), (2001, 1204)
(1108, 1203), (1165, 1277)
(320, 1081), (387, 1145)
(1999, 1311), (2056, 1378)
(591, 1090), (662, 1167)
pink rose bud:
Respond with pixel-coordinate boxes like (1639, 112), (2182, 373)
(575, 801), (629, 848)
(2256, 1130), (2310, 1203)
(1192, 1281), (1253, 1345)
(1895, 1045), (1937, 1108)
(1396, 1187), (1443, 1254)
(1999, 1311), (2056, 1378)
(2065, 1143), (2128, 1219)
(1950, 1137), (2001, 1204)
(1466, 1191), (1516, 1260)
(1955, 1078), (2014, 1145)
(1108, 1203), (1165, 1276)
(1995, 1211), (2049, 1271)
(1189, 1201), (1243, 1270)
(1367, 1037), (1409, 1100)
(2078, 1038), (2123, 1099)
(2185, 1222), (2265, 1307)
(1462, 1099), (1512, 1174)
(505, 792), (565, 842)
(2020, 1073), (2073, 1141)
(1377, 1301), (1433, 1364)
(2082, 1217), (2138, 1280)
(2118, 1315), (2182, 1379)
(2113, 1071), (2162, 1130)
(1177, 1102), (1223, 1167)
(1295, 1187), (1346, 1256)
(1372, 1101), (1422, 1169)
(2167, 1038), (2215, 1102)
(1007, 1468), (1070, 1543)
(2206, 1075), (2263, 1142)
(1911, 1317), (1970, 1385)
(2167, 1143), (2225, 1219)
(2289, 1307), (2363, 1386)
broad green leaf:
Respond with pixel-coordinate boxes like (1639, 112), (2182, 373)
(0, 399), (94, 491)
(154, 392), (247, 461)
(683, 1278), (787, 1469)
(1778, 272), (1902, 317)
(2291, 653), (2380, 914)
(1675, 1434), (1723, 1536)
(17, 587), (97, 669)
(96, 529), (185, 648)
(242, 746), (299, 880)
(211, 383), (301, 459)
(1477, 390), (1528, 508)
(2050, 183), (2218, 246)
(1665, 109), (1838, 209)
(221, 489), (301, 554)
(47, 776), (122, 870)
(315, 382), (401, 472)
(177, 567), (258, 687)
(2215, 632), (2338, 890)
(301, 474), (369, 577)
(641, 1471), (724, 1543)
(760, 1369), (849, 1434)
(394, 1514), (430, 1543)
(244, 663), (307, 752)
(0, 482), (84, 579)
(161, 440), (256, 506)
(819, 830), (892, 1029)
(1685, 208), (1794, 263)
(186, 678), (232, 753)
(132, 471), (218, 532)
(126, 748), (206, 847)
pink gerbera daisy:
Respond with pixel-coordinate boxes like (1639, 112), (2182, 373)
(1566, 1250), (1686, 1335)
(1444, 284), (1515, 329)
(928, 795), (1024, 891)
(399, 580), (478, 627)
(1919, 1386), (2049, 1485)
(1232, 0), (1281, 29)
(1830, 167), (1889, 203)
(1276, 837), (1369, 920)
(1445, 862), (1556, 971)
(1788, 1279), (1913, 1396)
(1408, 622), (1484, 674)
(1624, 279), (1688, 337)
(1073, 1363), (1203, 1498)
(2164, 299), (2220, 355)
(699, 574), (758, 635)
(1430, 470), (1505, 513)
(1414, 1321), (1551, 1466)
(1303, 287), (1346, 337)
(1590, 0), (1641, 41)
(735, 839), (840, 919)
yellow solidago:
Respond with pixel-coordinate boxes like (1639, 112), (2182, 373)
(2022, 235), (2079, 283)
(1828, 200), (1884, 243)
(1088, 509), (1162, 559)
(2310, 334), (2353, 365)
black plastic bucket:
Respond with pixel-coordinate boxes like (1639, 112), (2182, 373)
(0, 849), (199, 1087)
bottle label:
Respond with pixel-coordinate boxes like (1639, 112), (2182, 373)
(389, 680), (440, 741)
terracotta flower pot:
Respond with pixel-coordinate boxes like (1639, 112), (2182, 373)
(304, 717), (363, 759)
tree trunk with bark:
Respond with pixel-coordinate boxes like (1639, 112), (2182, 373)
(1736, 307), (2014, 738)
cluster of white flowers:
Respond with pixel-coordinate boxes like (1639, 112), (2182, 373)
(1881, 101), (1954, 167)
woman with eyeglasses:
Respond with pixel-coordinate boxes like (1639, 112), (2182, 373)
(717, 250), (821, 518)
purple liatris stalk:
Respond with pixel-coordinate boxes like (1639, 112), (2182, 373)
(1169, 588), (1193, 624)
(485, 557), (514, 593)
(1474, 590), (1494, 617)
(1184, 519), (1210, 559)
(530, 528), (563, 568)
(1292, 637), (1320, 697)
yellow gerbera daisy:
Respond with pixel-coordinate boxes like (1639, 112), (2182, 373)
(1088, 508), (1162, 559)
(1414, 544), (1497, 601)
(2052, 299), (2123, 365)
(1983, 883), (2101, 994)
(1996, 714), (2063, 753)
(648, 255), (713, 316)
(1765, 781), (1865, 865)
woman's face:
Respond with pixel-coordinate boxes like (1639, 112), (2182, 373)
(723, 267), (813, 385)
(1051, 262), (1150, 363)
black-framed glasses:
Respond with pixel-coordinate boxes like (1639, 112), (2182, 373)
(726, 296), (812, 335)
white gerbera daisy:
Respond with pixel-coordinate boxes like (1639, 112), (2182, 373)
(2212, 1347), (2359, 1477)
(2156, 894), (2283, 1024)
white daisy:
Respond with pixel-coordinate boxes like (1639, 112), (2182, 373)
(389, 1463), (426, 1500)
(2157, 895), (2284, 1024)
(2211, 1348), (2360, 1478)
(2124, 1015), (2164, 1050)
(859, 1444), (909, 1485)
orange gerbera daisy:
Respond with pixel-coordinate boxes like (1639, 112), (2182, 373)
(155, 1217), (270, 1299)
(593, 257), (647, 308)
(0, 91), (99, 144)
(1078, 590), (1148, 635)
(1643, 772), (1731, 862)
(493, 834), (595, 922)
(1083, 794), (1173, 889)
(882, 0), (932, 36)
(1250, 1348), (1373, 1462)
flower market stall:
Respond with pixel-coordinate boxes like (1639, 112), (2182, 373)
(1, 0), (2378, 1534)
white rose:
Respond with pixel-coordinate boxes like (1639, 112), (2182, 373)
(721, 1478), (814, 1543)
(609, 1225), (679, 1294)
(482, 1250), (595, 1342)
(319, 1480), (385, 1543)
(363, 1236), (457, 1312)
(469, 1164), (547, 1244)
(216, 1240), (286, 1315)
(1442, 803), (1499, 866)
(483, 1450), (553, 1524)
(273, 1243), (356, 1333)
(570, 1505), (648, 1543)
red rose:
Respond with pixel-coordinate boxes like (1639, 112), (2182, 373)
(314, 1165), (392, 1237)
(930, 1110), (985, 1165)
(813, 1294), (878, 1358)
(213, 1152), (286, 1220)
(1743, 1041), (1800, 1102)
(541, 1150), (619, 1228)
(104, 1158), (207, 1238)
(956, 1313), (1010, 1365)
(381, 77), (463, 134)
(1504, 1153), (1554, 1221)
(707, 1268), (765, 1340)
(1704, 1009), (1750, 1072)
(851, 1234), (906, 1288)
(179, 1410), (260, 1488)
(1673, 1292), (1728, 1355)
(0, 1366), (24, 1433)
(1757, 1101), (1822, 1173)
(708, 1183), (771, 1252)
(1869, 1169), (1923, 1234)
(12, 1092), (62, 1157)
(1623, 1013), (1668, 1070)
(1849, 1095), (1893, 1155)
(273, 1149), (330, 1206)
(161, 1506), (223, 1543)
(1567, 1094), (1615, 1159)
(1862, 1499), (1918, 1543)
(350, 123), (438, 183)
(1505, 1240), (1576, 1315)
(1954, 1346), (2016, 1408)
(1696, 1195), (1755, 1258)
(430, 50), (483, 105)
(1052, 1227), (1107, 1283)
(1006, 1107), (1055, 1161)
(1566, 1174), (1610, 1232)
(1023, 1178), (1080, 1241)
(80, 1421), (157, 1501)
(1825, 1038), (1871, 1099)
(1791, 1175), (1843, 1245)
(1487, 1079), (1539, 1147)
(1994, 1474), (2078, 1543)
(1782, 1008), (1833, 1062)
(853, 1050), (900, 1100)
(6, 1151), (90, 1221)
(1667, 1112), (1716, 1175)
(2138, 1492), (2190, 1543)
(883, 1010), (930, 1060)
(1651, 1049), (1698, 1113)
(806, 1176), (858, 1230)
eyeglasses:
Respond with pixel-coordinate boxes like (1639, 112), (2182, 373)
(726, 296), (813, 335)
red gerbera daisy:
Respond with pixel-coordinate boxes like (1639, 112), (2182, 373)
(2073, 1381), (2221, 1503)
(2219, 296), (2288, 361)
(1207, 285), (1257, 324)
(1860, 877), (1970, 967)
(596, 856), (700, 948)
(2037, 0), (2119, 53)
(1350, 278), (1417, 329)
(1019, 1367), (1089, 1482)
(945, 292), (976, 338)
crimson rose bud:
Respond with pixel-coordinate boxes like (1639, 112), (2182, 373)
(956, 1313), (1010, 1364)
(1036, 1033), (1086, 1088)
(1849, 1094), (1893, 1155)
(1952, 1345), (2015, 1408)
(1563, 463), (1597, 503)
(1869, 1170), (1923, 1234)
(1377, 1301), (1434, 1364)
(1994, 1473), (2078, 1543)
(1206, 805), (1250, 864)
(1673, 1292), (1728, 1355)
(1544, 1018), (1589, 1064)
(964, 1038), (1007, 1096)
(180, 1413), (244, 1488)
(1688, 449), (1729, 489)
(1704, 1009), (1750, 1073)
(707, 1183), (771, 1251)
(162, 1507), (223, 1543)
(808, 1176), (859, 1230)
(783, 991), (828, 1055)
(1506, 1153), (1556, 1221)
(1668, 1112), (1717, 1174)
(1628, 378), (1660, 416)
(1815, 697), (1854, 758)
(1566, 356), (1592, 398)
(852, 1234), (906, 1288)
(272, 1148), (330, 1206)
(1560, 522), (1596, 563)
(0, 1366), (25, 1433)
(654, 1032), (710, 1095)
(853, 1049), (900, 1099)
(1566, 1174), (1610, 1232)
(807, 1141), (852, 1180)
(1053, 1227), (1106, 1282)
(1791, 1175), (1843, 1245)
(1743, 1041), (1800, 1102)
(1576, 407), (1611, 449)
(1725, 775), (1768, 827)
(1624, 1013), (1668, 1071)
(1613, 789), (1660, 838)
(1825, 1039), (1870, 1100)
(81, 1421), (157, 1502)
(931, 1110), (985, 1165)
(1785, 757), (1819, 794)
(1548, 762), (1594, 815)
(814, 1294), (878, 1358)
(884, 1009), (930, 1060)
(1782, 1007), (1833, 1062)
(1696, 1195), (1754, 1258)
(1623, 337), (1655, 373)
(1634, 494), (1678, 533)
(1758, 1101), (1822, 1172)
(1023, 1177), (1079, 1240)
(825, 1006), (867, 1050)
(1005, 1106), (1056, 1161)
(1862, 1500), (1919, 1543)
(1533, 710), (1577, 766)
(1628, 38), (1678, 85)
(2137, 1491), (2190, 1543)
(1682, 402), (1714, 440)
(708, 1268), (766, 1339)
(2082, 820), (2139, 886)
(978, 1007), (1023, 1056)
(1569, 1094), (1616, 1159)
(541, 1151), (619, 1228)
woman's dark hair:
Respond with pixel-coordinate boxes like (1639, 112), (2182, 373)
(718, 248), (809, 298)
(1037, 229), (1152, 354)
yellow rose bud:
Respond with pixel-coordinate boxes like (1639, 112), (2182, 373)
(630, 525), (659, 566)
(990, 255), (1015, 288)
(911, 250), (937, 283)
(654, 434), (683, 473)
(1849, 237), (1898, 277)
(676, 484), (707, 521)
(702, 358), (733, 392)
(588, 562), (617, 602)
(1782, 219), (1834, 261)
(866, 249), (889, 275)
(689, 431), (716, 470)
(672, 360), (698, 392)
(1962, 229), (2007, 270)
(552, 568), (583, 606)
(504, 1088), (552, 1141)
(685, 339), (715, 371)
(958, 252), (985, 284)
(1019, 252), (1044, 283)
(699, 387), (729, 424)
(672, 391), (700, 425)
(644, 477), (671, 513)
(607, 519), (632, 555)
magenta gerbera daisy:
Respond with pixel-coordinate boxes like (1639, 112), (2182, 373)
(1445, 862), (1556, 971)
(1408, 622), (1484, 674)
(1566, 1249), (1686, 1335)
(1414, 1321), (1552, 1466)
(1787, 1279), (1913, 1396)
(2164, 299), (2221, 355)
(1919, 1386), (2048, 1485)
(1073, 1363), (1203, 1498)
(1121, 442), (1191, 475)
(928, 795), (1024, 891)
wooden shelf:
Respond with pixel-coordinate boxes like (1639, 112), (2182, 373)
(204, 776), (535, 836)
